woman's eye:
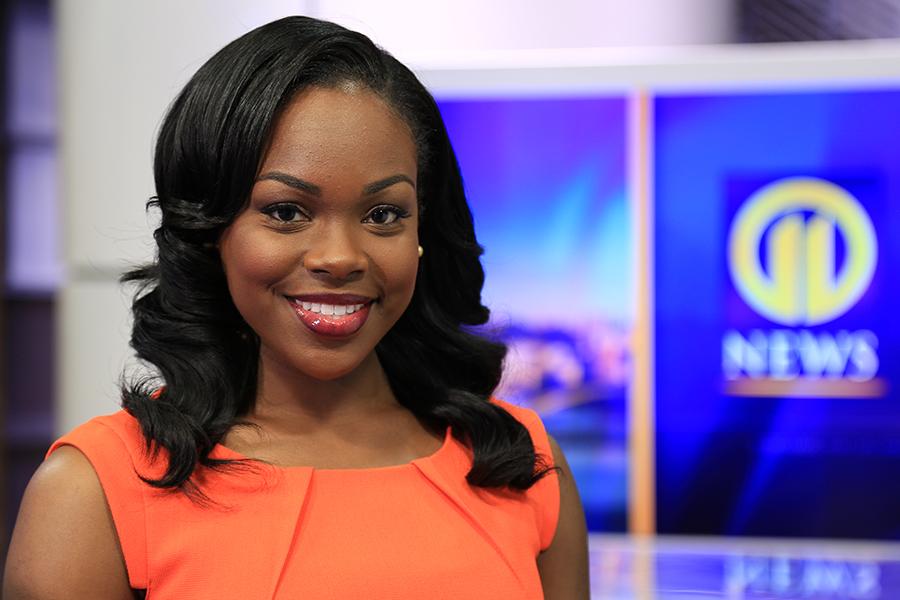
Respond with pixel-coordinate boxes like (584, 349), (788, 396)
(364, 205), (409, 226)
(263, 203), (306, 223)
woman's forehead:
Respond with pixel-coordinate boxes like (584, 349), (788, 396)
(258, 86), (417, 185)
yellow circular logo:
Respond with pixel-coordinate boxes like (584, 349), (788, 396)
(728, 177), (877, 326)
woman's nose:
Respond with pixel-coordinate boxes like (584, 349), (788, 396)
(302, 224), (367, 282)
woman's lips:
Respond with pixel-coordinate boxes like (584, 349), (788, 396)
(286, 296), (373, 337)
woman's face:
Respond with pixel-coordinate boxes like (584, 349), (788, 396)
(218, 85), (420, 381)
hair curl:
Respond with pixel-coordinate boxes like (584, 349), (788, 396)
(122, 15), (553, 496)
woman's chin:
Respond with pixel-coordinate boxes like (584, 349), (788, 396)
(258, 337), (384, 384)
(272, 350), (379, 383)
(302, 364), (361, 382)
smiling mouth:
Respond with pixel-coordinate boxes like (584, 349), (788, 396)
(296, 301), (366, 316)
(286, 296), (374, 337)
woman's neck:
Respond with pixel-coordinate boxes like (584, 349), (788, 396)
(247, 348), (401, 435)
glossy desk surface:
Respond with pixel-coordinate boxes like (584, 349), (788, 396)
(589, 534), (900, 599)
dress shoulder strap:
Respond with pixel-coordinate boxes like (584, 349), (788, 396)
(46, 410), (150, 589)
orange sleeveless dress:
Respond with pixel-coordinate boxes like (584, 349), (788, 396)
(46, 398), (559, 599)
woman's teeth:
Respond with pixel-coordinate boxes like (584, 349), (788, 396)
(298, 301), (365, 316)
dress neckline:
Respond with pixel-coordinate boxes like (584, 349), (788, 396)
(210, 424), (455, 474)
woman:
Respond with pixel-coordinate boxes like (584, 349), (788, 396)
(5, 16), (589, 599)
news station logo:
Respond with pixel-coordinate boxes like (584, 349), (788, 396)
(722, 176), (886, 398)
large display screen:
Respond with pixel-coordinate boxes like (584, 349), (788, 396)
(654, 89), (900, 538)
(438, 96), (633, 531)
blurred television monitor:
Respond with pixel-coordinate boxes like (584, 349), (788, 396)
(438, 96), (632, 532)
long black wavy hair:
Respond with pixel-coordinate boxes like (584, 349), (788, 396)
(122, 15), (553, 495)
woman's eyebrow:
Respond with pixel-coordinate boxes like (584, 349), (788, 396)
(362, 174), (415, 195)
(257, 171), (321, 195)
(257, 171), (415, 196)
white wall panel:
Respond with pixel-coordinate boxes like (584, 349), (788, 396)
(57, 279), (133, 433)
(57, 0), (307, 269)
(316, 0), (735, 64)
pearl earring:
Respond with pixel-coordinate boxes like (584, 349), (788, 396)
(418, 245), (424, 258)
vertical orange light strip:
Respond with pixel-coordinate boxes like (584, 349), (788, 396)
(628, 89), (656, 536)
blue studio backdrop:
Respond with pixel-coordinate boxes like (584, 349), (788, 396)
(438, 96), (633, 532)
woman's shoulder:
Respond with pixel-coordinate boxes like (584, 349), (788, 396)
(46, 409), (145, 460)
(4, 412), (145, 598)
(490, 396), (535, 418)
(45, 409), (161, 481)
(487, 396), (561, 551)
(489, 396), (553, 453)
(40, 409), (152, 588)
